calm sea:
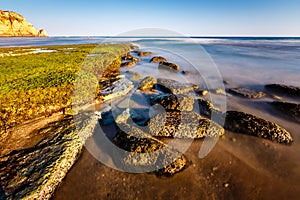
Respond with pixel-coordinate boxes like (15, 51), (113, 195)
(1, 36), (300, 87)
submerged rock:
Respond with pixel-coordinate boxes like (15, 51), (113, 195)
(97, 78), (134, 102)
(148, 111), (224, 138)
(151, 94), (194, 111)
(229, 88), (266, 99)
(224, 111), (293, 144)
(265, 84), (300, 97)
(150, 56), (167, 63)
(158, 61), (180, 71)
(113, 124), (188, 176)
(121, 61), (136, 68)
(138, 76), (157, 91)
(138, 51), (153, 57)
(269, 101), (300, 121)
(156, 78), (198, 94)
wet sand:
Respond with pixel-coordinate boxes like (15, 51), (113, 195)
(53, 43), (300, 199)
(53, 90), (300, 200)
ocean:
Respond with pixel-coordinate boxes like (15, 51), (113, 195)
(1, 36), (299, 88)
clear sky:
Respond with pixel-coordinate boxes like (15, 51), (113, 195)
(1, 0), (300, 36)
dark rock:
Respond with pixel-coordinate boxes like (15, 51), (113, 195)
(229, 88), (266, 99)
(269, 101), (300, 121)
(137, 51), (153, 57)
(138, 76), (157, 91)
(121, 61), (137, 68)
(156, 78), (198, 94)
(265, 84), (300, 97)
(224, 111), (293, 144)
(197, 98), (215, 117)
(113, 124), (188, 176)
(151, 94), (194, 111)
(158, 61), (180, 71)
(148, 111), (224, 138)
(150, 56), (167, 63)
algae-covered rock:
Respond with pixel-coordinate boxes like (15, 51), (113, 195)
(121, 61), (136, 68)
(151, 94), (194, 112)
(156, 78), (198, 94)
(148, 111), (224, 139)
(224, 111), (293, 144)
(150, 56), (167, 63)
(158, 61), (180, 71)
(138, 51), (153, 57)
(113, 124), (188, 176)
(0, 114), (97, 199)
(138, 76), (157, 91)
(229, 88), (266, 99)
(122, 53), (139, 62)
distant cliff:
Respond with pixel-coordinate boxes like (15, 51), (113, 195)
(0, 10), (47, 37)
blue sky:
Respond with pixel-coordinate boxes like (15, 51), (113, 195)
(1, 0), (300, 36)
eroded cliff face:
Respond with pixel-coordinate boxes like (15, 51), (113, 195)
(0, 10), (47, 37)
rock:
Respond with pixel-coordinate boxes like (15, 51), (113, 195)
(269, 101), (300, 121)
(150, 56), (167, 63)
(113, 124), (188, 176)
(125, 71), (142, 81)
(138, 76), (157, 91)
(158, 61), (180, 71)
(137, 51), (153, 57)
(156, 78), (198, 94)
(148, 111), (224, 138)
(121, 61), (136, 68)
(196, 98), (215, 117)
(97, 78), (134, 102)
(213, 88), (227, 96)
(151, 94), (194, 112)
(265, 84), (300, 97)
(195, 89), (209, 96)
(115, 108), (131, 124)
(0, 10), (48, 37)
(122, 53), (139, 62)
(0, 114), (97, 199)
(224, 111), (293, 144)
(229, 88), (266, 99)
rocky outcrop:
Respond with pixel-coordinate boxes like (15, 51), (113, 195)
(265, 84), (300, 97)
(138, 76), (157, 91)
(224, 111), (293, 144)
(158, 61), (180, 71)
(0, 10), (47, 37)
(229, 88), (266, 99)
(148, 111), (224, 139)
(151, 94), (194, 112)
(150, 56), (167, 63)
(156, 78), (198, 94)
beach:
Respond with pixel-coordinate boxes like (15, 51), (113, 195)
(1, 37), (300, 199)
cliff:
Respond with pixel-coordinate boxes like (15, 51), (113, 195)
(0, 10), (47, 37)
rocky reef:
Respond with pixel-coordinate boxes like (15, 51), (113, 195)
(0, 10), (47, 37)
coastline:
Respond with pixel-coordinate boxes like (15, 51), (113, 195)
(0, 40), (300, 199)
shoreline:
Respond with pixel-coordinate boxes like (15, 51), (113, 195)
(1, 41), (300, 199)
